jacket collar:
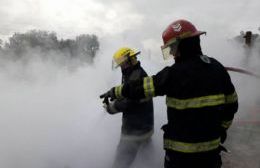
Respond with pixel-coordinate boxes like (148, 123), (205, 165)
(121, 61), (141, 76)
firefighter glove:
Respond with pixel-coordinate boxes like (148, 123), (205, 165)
(100, 87), (116, 104)
(102, 100), (120, 115)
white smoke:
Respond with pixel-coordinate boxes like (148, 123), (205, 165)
(1, 1), (260, 167)
(0, 28), (260, 168)
(1, 32), (259, 168)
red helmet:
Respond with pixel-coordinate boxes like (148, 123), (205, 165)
(161, 19), (206, 59)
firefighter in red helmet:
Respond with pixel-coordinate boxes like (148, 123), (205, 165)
(101, 19), (238, 168)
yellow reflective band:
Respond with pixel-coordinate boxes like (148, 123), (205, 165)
(221, 120), (233, 129)
(225, 91), (238, 104)
(115, 85), (123, 99)
(143, 77), (155, 98)
(166, 94), (225, 110)
(164, 138), (220, 153)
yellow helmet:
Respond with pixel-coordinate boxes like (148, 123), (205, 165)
(112, 47), (140, 69)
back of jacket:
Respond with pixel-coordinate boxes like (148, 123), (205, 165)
(114, 62), (154, 136)
(152, 55), (238, 144)
(116, 54), (238, 153)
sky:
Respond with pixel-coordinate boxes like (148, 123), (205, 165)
(0, 0), (260, 168)
(1, 0), (260, 41)
(1, 0), (260, 63)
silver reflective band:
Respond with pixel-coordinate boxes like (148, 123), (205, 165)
(143, 77), (155, 98)
(164, 138), (221, 153)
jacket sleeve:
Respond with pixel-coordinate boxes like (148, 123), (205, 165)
(113, 67), (152, 111)
(113, 99), (140, 112)
(114, 67), (172, 99)
(221, 69), (238, 130)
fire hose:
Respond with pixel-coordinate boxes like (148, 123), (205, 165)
(225, 66), (260, 79)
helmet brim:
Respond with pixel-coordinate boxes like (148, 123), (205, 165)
(161, 31), (206, 50)
(191, 31), (206, 37)
(112, 51), (141, 69)
(160, 31), (206, 60)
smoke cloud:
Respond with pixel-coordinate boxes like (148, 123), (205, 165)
(1, 1), (260, 167)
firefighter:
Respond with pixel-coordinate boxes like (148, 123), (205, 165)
(100, 19), (238, 168)
(103, 47), (154, 168)
(244, 31), (253, 46)
(238, 30), (259, 47)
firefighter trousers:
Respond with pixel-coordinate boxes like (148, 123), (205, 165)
(112, 134), (152, 168)
(164, 149), (222, 168)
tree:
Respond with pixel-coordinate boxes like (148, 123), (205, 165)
(1, 30), (100, 66)
(75, 34), (99, 62)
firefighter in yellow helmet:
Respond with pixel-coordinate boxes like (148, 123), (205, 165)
(103, 47), (154, 168)
(101, 20), (238, 168)
(112, 47), (140, 69)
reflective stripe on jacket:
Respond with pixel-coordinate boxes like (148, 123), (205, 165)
(164, 138), (221, 153)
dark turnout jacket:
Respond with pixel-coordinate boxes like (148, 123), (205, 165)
(114, 62), (154, 137)
(113, 55), (238, 153)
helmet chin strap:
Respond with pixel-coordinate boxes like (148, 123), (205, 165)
(173, 54), (180, 62)
(171, 44), (180, 61)
(126, 51), (141, 67)
(120, 54), (134, 70)
(126, 53), (132, 65)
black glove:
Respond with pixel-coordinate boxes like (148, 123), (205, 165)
(220, 128), (227, 144)
(100, 87), (116, 105)
(102, 100), (120, 115)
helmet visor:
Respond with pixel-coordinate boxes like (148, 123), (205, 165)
(111, 51), (141, 70)
(161, 42), (178, 60)
(112, 59), (119, 70)
(112, 54), (128, 69)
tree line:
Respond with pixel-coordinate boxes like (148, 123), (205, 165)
(0, 30), (99, 66)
